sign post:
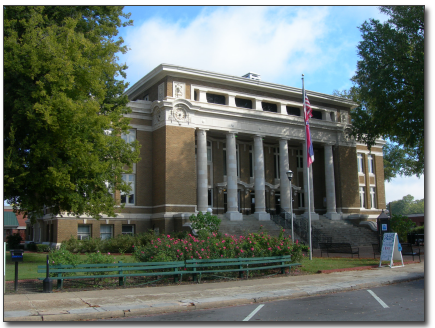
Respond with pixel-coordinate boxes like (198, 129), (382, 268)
(379, 233), (404, 268)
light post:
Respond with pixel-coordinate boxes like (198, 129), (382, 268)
(286, 170), (294, 242)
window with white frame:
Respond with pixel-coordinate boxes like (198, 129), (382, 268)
(78, 225), (91, 240)
(122, 129), (136, 144)
(122, 225), (134, 236)
(274, 147), (280, 179)
(121, 174), (135, 205)
(357, 154), (364, 173)
(100, 225), (113, 240)
(359, 187), (366, 208)
(368, 155), (375, 174)
(370, 187), (376, 208)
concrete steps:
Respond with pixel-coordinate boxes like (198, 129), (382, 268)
(311, 217), (379, 246)
(217, 214), (284, 237)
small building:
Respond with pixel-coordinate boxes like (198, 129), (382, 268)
(407, 214), (424, 227)
(4, 206), (26, 241)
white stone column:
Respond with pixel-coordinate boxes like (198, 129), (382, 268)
(279, 138), (290, 213)
(197, 129), (208, 213)
(324, 144), (340, 220)
(254, 135), (270, 221)
(226, 133), (242, 221)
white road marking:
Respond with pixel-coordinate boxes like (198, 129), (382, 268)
(243, 304), (265, 321)
(367, 290), (389, 308)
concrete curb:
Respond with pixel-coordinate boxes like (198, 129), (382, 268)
(4, 272), (424, 321)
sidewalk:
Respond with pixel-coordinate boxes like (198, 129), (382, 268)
(4, 259), (424, 321)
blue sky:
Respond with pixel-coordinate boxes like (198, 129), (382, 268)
(116, 5), (425, 204)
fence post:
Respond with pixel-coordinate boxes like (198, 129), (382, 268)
(118, 261), (124, 286)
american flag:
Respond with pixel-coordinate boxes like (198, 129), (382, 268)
(304, 93), (314, 167)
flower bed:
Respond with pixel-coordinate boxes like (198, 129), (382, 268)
(133, 229), (307, 263)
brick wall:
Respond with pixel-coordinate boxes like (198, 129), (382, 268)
(335, 145), (359, 212)
(165, 126), (196, 210)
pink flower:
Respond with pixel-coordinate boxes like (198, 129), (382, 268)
(296, 240), (299, 244)
(108, 252), (110, 255)
(268, 247), (272, 251)
(222, 240), (225, 243)
(132, 245), (135, 248)
(251, 248), (254, 251)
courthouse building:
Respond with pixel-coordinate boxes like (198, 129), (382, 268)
(27, 64), (386, 246)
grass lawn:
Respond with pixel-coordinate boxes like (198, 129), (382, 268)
(4, 252), (136, 281)
(299, 257), (388, 274)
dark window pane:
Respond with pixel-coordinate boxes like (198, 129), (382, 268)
(235, 98), (252, 109)
(312, 110), (322, 120)
(206, 93), (226, 105)
(262, 102), (277, 112)
(286, 106), (300, 116)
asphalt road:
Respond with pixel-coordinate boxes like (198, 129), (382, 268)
(99, 279), (424, 322)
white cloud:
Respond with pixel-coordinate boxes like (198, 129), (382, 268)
(123, 6), (333, 85)
(384, 175), (425, 204)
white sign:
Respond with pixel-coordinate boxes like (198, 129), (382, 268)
(379, 233), (404, 268)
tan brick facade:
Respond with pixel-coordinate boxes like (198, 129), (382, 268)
(31, 65), (387, 245)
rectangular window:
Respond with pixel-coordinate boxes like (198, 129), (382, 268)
(100, 225), (113, 240)
(312, 110), (322, 120)
(368, 155), (375, 174)
(235, 98), (253, 109)
(206, 93), (226, 105)
(122, 129), (136, 144)
(78, 225), (91, 240)
(297, 149), (303, 169)
(357, 154), (364, 173)
(274, 147), (280, 179)
(359, 187), (366, 208)
(287, 106), (301, 116)
(370, 187), (376, 208)
(121, 174), (135, 205)
(298, 193), (305, 208)
(122, 225), (134, 236)
(262, 102), (278, 113)
(208, 189), (212, 207)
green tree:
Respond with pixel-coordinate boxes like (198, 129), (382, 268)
(4, 6), (139, 221)
(347, 6), (424, 178)
(390, 214), (416, 242)
(389, 194), (424, 216)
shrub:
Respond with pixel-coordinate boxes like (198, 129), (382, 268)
(6, 233), (22, 249)
(101, 233), (136, 254)
(86, 251), (116, 275)
(36, 244), (50, 252)
(410, 225), (424, 234)
(79, 238), (103, 253)
(189, 211), (221, 234)
(49, 246), (82, 276)
(27, 242), (37, 252)
(390, 214), (416, 242)
(62, 236), (82, 253)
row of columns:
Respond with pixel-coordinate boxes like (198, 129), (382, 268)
(196, 129), (340, 221)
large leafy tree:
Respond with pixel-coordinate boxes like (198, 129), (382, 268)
(389, 195), (424, 216)
(348, 6), (424, 178)
(4, 6), (140, 221)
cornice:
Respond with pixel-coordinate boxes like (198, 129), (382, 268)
(125, 64), (358, 109)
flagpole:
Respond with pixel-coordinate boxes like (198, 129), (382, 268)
(302, 74), (313, 261)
